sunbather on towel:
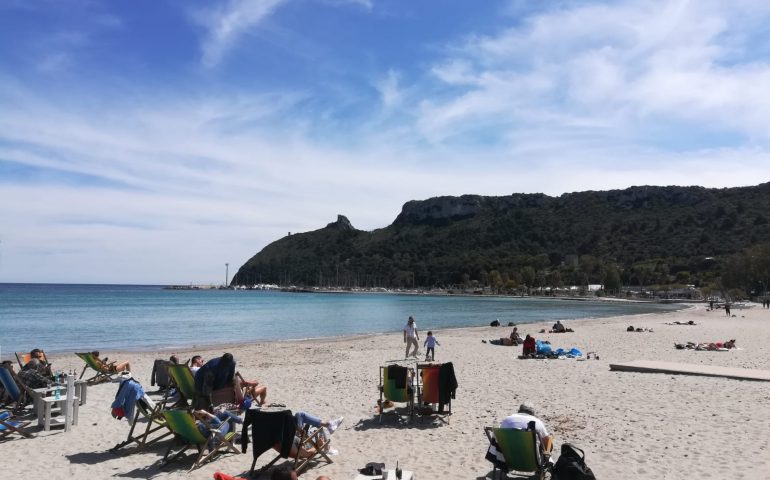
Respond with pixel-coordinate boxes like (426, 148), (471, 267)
(489, 327), (522, 346)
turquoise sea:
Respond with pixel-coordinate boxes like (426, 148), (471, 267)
(0, 283), (682, 354)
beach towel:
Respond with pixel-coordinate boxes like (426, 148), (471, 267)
(387, 365), (409, 389)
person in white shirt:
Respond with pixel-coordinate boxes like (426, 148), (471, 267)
(190, 355), (204, 374)
(500, 402), (553, 454)
(403, 316), (420, 358)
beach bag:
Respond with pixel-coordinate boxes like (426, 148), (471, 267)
(552, 443), (596, 480)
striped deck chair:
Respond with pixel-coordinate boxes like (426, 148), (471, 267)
(110, 393), (173, 453)
(416, 363), (452, 423)
(159, 409), (240, 472)
(76, 352), (118, 385)
(378, 364), (414, 423)
(0, 409), (33, 439)
(15, 351), (49, 369)
(484, 424), (550, 480)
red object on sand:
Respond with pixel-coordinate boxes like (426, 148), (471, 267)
(213, 473), (246, 480)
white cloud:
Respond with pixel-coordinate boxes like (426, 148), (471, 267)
(374, 69), (401, 108)
(417, 0), (770, 145)
(193, 0), (289, 68)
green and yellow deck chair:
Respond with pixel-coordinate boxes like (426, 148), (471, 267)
(164, 364), (197, 408)
(15, 351), (48, 369)
(484, 425), (550, 480)
(76, 352), (118, 385)
(416, 363), (452, 423)
(0, 409), (33, 439)
(378, 364), (414, 423)
(159, 409), (240, 472)
(110, 393), (173, 453)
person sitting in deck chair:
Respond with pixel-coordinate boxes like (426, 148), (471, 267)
(273, 410), (343, 459)
(501, 402), (553, 454)
(93, 351), (132, 373)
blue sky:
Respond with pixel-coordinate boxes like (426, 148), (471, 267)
(2, 0), (770, 284)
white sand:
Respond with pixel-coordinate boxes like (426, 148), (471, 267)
(4, 302), (770, 479)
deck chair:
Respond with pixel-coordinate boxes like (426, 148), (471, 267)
(484, 424), (550, 480)
(160, 409), (240, 472)
(292, 423), (334, 474)
(0, 409), (33, 439)
(111, 393), (174, 453)
(164, 364), (197, 408)
(76, 352), (118, 385)
(416, 363), (452, 423)
(378, 364), (414, 423)
(15, 351), (48, 369)
(0, 367), (28, 412)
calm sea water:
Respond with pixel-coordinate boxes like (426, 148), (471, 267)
(0, 283), (681, 354)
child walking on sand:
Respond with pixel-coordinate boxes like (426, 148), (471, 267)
(424, 331), (440, 361)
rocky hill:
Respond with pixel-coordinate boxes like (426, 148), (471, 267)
(232, 183), (770, 295)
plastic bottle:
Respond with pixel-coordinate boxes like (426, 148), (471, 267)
(54, 372), (61, 400)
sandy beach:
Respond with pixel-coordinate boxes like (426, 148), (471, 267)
(4, 303), (770, 479)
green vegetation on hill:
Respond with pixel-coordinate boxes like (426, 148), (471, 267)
(232, 183), (770, 299)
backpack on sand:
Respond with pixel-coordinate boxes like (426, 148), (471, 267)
(552, 443), (597, 480)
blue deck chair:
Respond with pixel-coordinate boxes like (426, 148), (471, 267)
(0, 409), (33, 439)
(0, 367), (27, 413)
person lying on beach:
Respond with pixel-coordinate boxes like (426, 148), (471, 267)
(486, 327), (522, 346)
(627, 326), (654, 332)
(674, 340), (737, 350)
(92, 351), (131, 373)
(666, 320), (697, 325)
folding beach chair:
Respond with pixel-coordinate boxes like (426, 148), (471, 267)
(416, 362), (452, 423)
(292, 423), (334, 474)
(0, 409), (33, 439)
(76, 352), (118, 385)
(164, 364), (197, 408)
(378, 364), (414, 423)
(245, 408), (295, 475)
(484, 423), (550, 480)
(0, 366), (28, 412)
(15, 351), (49, 369)
(159, 409), (240, 472)
(110, 393), (174, 453)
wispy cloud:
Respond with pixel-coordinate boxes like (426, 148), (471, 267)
(192, 0), (289, 68)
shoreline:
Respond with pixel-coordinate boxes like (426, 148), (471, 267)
(43, 302), (691, 359)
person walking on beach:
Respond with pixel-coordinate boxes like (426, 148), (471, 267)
(424, 331), (440, 361)
(404, 316), (420, 359)
(725, 303), (731, 316)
